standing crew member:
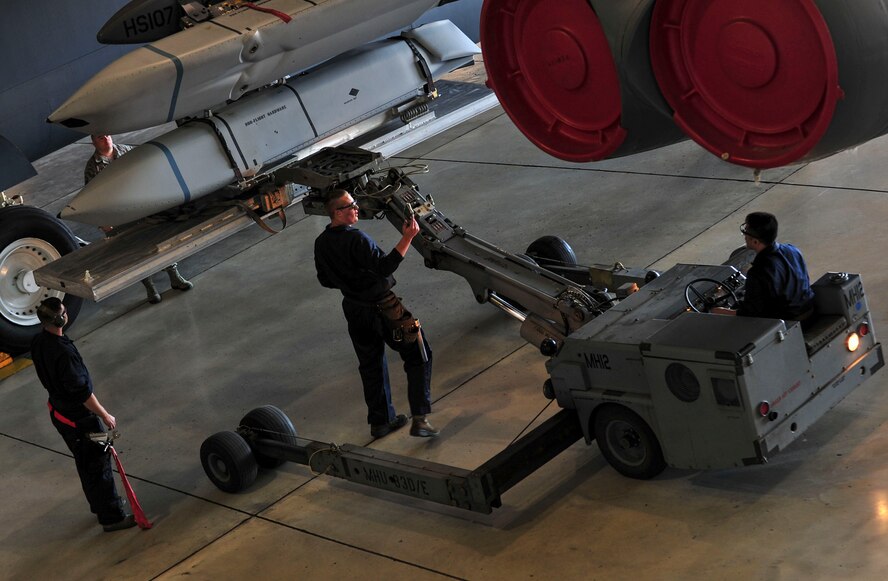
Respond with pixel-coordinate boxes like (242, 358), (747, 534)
(713, 211), (814, 320)
(85, 133), (193, 304)
(314, 189), (438, 438)
(31, 297), (136, 532)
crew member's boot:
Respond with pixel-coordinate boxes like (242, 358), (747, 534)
(410, 415), (439, 438)
(164, 263), (193, 291)
(142, 278), (161, 304)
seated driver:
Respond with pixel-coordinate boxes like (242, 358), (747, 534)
(712, 211), (814, 320)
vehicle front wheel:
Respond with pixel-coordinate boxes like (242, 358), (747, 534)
(594, 406), (666, 479)
(0, 206), (83, 354)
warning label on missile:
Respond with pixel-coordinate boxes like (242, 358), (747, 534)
(244, 104), (288, 127)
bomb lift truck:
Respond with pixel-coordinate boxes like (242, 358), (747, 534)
(200, 147), (883, 513)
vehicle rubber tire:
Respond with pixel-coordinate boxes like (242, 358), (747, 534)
(239, 405), (298, 469)
(526, 235), (578, 268)
(593, 405), (666, 479)
(0, 205), (83, 354)
(200, 431), (259, 493)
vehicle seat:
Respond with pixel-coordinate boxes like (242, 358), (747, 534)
(801, 311), (846, 355)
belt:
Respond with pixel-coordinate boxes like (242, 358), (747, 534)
(343, 291), (394, 309)
(47, 400), (77, 428)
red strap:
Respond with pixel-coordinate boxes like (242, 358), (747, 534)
(110, 446), (152, 530)
(47, 401), (77, 428)
(242, 2), (292, 23)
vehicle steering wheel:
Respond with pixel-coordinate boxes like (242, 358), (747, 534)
(684, 278), (739, 313)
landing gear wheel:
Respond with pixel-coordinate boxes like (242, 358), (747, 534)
(239, 405), (298, 469)
(594, 406), (666, 479)
(684, 278), (738, 313)
(0, 206), (83, 354)
(200, 431), (259, 493)
(525, 235), (578, 268)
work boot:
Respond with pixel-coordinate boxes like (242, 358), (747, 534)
(102, 514), (136, 532)
(165, 264), (193, 291)
(370, 414), (408, 438)
(410, 415), (439, 438)
(142, 278), (161, 304)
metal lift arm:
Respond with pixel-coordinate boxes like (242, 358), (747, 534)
(292, 147), (653, 353)
(238, 408), (583, 514)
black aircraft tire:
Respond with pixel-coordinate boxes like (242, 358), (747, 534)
(594, 406), (666, 480)
(525, 235), (578, 268)
(200, 431), (259, 493)
(0, 206), (83, 354)
(239, 405), (298, 469)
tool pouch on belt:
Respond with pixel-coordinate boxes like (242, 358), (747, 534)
(378, 293), (420, 343)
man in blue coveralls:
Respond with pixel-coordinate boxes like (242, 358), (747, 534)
(31, 297), (135, 532)
(314, 189), (438, 439)
(713, 211), (814, 320)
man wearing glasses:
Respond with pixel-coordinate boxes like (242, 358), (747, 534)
(30, 297), (136, 532)
(712, 211), (814, 320)
(314, 189), (438, 439)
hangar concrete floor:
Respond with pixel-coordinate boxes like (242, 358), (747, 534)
(4, 78), (888, 580)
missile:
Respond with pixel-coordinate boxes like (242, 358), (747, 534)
(60, 20), (478, 227)
(48, 0), (440, 134)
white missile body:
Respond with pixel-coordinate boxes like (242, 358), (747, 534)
(48, 0), (440, 134)
(60, 20), (479, 227)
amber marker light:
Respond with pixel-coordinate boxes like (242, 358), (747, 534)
(846, 332), (860, 352)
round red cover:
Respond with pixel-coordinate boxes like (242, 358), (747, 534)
(650, 0), (841, 168)
(481, 0), (626, 161)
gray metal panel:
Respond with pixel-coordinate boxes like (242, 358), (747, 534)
(644, 313), (785, 364)
(552, 339), (649, 396)
(0, 0), (133, 161)
(572, 263), (743, 346)
(643, 355), (751, 469)
(812, 272), (868, 324)
(210, 86), (317, 177)
(295, 41), (425, 135)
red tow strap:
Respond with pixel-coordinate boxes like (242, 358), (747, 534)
(242, 2), (292, 23)
(47, 402), (152, 529)
(110, 446), (152, 530)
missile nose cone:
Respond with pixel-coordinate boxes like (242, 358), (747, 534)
(62, 126), (235, 227)
(48, 47), (176, 135)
